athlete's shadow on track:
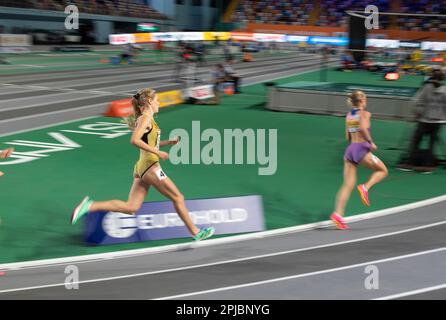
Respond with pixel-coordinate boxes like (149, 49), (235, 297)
(38, 203), (86, 248)
(245, 102), (268, 111)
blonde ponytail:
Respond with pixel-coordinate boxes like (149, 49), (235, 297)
(122, 88), (156, 130)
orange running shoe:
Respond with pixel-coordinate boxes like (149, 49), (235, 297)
(330, 213), (348, 230)
(357, 184), (370, 207)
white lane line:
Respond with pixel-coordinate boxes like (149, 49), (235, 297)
(0, 86), (51, 95)
(0, 102), (107, 123)
(26, 85), (51, 90)
(374, 283), (446, 300)
(154, 247), (446, 300)
(0, 83), (25, 88)
(86, 90), (115, 95)
(0, 220), (445, 294)
(34, 67), (176, 86)
(0, 83), (116, 96)
(0, 116), (100, 138)
(0, 93), (112, 112)
(21, 65), (44, 68)
(96, 81), (176, 92)
(0, 84), (122, 97)
(0, 91), (99, 107)
(0, 87), (38, 95)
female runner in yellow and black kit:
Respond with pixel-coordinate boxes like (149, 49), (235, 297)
(134, 111), (161, 178)
(71, 88), (215, 242)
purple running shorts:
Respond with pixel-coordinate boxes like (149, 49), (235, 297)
(344, 142), (371, 165)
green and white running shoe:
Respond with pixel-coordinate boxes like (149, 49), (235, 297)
(71, 196), (93, 225)
(193, 227), (215, 242)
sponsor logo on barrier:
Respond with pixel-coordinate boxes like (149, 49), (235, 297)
(421, 42), (446, 51)
(151, 33), (175, 41)
(175, 32), (204, 41)
(285, 35), (309, 43)
(85, 195), (265, 245)
(133, 33), (152, 43)
(204, 32), (230, 41)
(186, 85), (215, 100)
(102, 212), (138, 238)
(109, 34), (135, 45)
(107, 31), (435, 49)
(253, 33), (286, 42)
(230, 32), (254, 41)
(0, 34), (32, 47)
(102, 208), (248, 238)
(158, 90), (184, 107)
(106, 90), (184, 117)
(0, 47), (31, 53)
(399, 42), (421, 48)
(308, 36), (348, 45)
(366, 39), (400, 48)
(253, 28), (330, 37)
(151, 32), (204, 42)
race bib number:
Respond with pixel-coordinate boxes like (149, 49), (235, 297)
(155, 168), (167, 181)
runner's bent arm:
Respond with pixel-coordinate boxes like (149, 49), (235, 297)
(359, 111), (373, 144)
(345, 117), (350, 141)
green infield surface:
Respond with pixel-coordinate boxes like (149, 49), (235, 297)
(0, 68), (445, 264)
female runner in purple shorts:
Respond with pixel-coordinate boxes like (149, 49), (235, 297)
(331, 91), (388, 229)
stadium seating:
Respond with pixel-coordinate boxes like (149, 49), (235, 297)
(397, 0), (446, 32)
(232, 0), (314, 26)
(0, 0), (167, 20)
(232, 0), (445, 31)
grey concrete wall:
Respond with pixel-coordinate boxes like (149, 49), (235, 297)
(267, 87), (417, 121)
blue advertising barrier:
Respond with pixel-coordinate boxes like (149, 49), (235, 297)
(308, 36), (348, 46)
(85, 195), (265, 245)
(285, 35), (309, 43)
